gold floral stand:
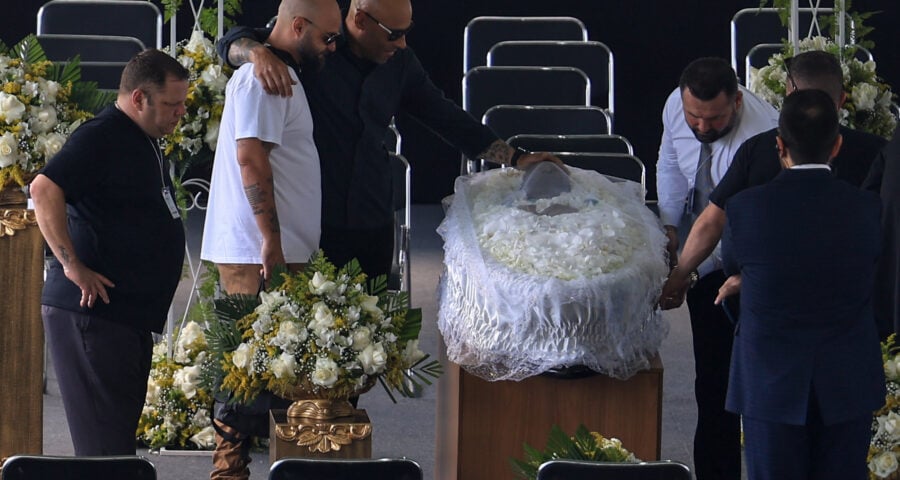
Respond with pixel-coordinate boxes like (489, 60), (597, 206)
(269, 399), (372, 463)
(0, 207), (44, 461)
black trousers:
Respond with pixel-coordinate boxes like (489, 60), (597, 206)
(42, 305), (152, 456)
(686, 270), (741, 480)
(320, 223), (394, 279)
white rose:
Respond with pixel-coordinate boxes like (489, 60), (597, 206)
(42, 80), (60, 104)
(232, 343), (254, 370)
(186, 29), (211, 54)
(145, 377), (161, 404)
(177, 55), (195, 70)
(878, 411), (900, 440)
(311, 356), (339, 387)
(350, 326), (372, 351)
(173, 365), (201, 399)
(852, 83), (879, 112)
(177, 321), (204, 350)
(270, 353), (297, 379)
(885, 355), (900, 380)
(309, 302), (335, 332)
(278, 320), (300, 339)
(201, 64), (228, 91)
(189, 426), (216, 449)
(257, 290), (287, 311)
(402, 339), (426, 365)
(0, 131), (20, 168)
(29, 105), (58, 133)
(870, 451), (899, 478)
(0, 92), (26, 123)
(358, 342), (387, 375)
(310, 272), (336, 295)
(359, 295), (382, 317)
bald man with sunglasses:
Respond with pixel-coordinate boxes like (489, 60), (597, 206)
(218, 0), (562, 280)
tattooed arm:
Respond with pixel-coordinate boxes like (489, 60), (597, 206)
(237, 138), (284, 280)
(476, 139), (567, 170)
(31, 174), (115, 308)
(228, 37), (295, 97)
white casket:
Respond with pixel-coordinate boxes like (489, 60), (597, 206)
(437, 166), (669, 381)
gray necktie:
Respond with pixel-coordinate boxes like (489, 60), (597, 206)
(691, 142), (713, 217)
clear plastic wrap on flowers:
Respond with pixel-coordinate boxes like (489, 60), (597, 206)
(437, 166), (669, 381)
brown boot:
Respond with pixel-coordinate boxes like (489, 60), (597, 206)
(210, 420), (252, 480)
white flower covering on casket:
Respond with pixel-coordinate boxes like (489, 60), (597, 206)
(437, 167), (669, 381)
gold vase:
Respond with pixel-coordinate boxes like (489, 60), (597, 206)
(286, 398), (355, 420)
(0, 185), (26, 208)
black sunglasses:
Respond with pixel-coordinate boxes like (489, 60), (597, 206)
(300, 16), (341, 45)
(359, 9), (414, 41)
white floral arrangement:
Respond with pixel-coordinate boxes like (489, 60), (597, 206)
(161, 30), (230, 182)
(750, 35), (896, 139)
(0, 35), (110, 189)
(472, 169), (646, 280)
(869, 334), (900, 478)
(213, 252), (440, 404)
(137, 321), (216, 451)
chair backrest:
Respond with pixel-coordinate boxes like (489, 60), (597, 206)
(463, 66), (590, 122)
(37, 0), (163, 49)
(385, 121), (402, 155)
(553, 151), (646, 191)
(389, 153), (411, 294)
(509, 134), (633, 155)
(537, 459), (692, 480)
(745, 42), (875, 86)
(463, 16), (587, 73)
(268, 457), (423, 480)
(75, 61), (128, 91)
(36, 34), (145, 62)
(0, 455), (157, 480)
(487, 40), (614, 115)
(483, 105), (611, 142)
(731, 7), (836, 83)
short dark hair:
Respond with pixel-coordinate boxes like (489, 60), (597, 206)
(679, 57), (738, 101)
(785, 50), (843, 106)
(119, 49), (189, 95)
(778, 89), (839, 165)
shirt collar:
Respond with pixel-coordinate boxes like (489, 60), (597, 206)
(790, 163), (832, 171)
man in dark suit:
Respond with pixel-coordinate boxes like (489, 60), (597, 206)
(716, 89), (885, 480)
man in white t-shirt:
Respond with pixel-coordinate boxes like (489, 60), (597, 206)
(199, 1), (341, 478)
(202, 0), (341, 296)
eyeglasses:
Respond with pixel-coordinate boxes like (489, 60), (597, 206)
(784, 57), (799, 92)
(299, 16), (342, 45)
(358, 9), (414, 41)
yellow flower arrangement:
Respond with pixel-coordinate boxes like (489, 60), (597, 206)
(137, 321), (216, 450)
(0, 35), (111, 189)
(206, 251), (441, 405)
(511, 424), (639, 479)
(869, 334), (900, 478)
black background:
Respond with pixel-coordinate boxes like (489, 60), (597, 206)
(6, 0), (898, 202)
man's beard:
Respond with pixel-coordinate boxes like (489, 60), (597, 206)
(691, 113), (737, 144)
(300, 50), (325, 72)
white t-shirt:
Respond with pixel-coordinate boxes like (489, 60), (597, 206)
(201, 63), (321, 265)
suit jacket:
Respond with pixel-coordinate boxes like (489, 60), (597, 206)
(722, 168), (885, 425)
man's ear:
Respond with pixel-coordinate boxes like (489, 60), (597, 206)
(828, 134), (844, 162)
(775, 135), (791, 169)
(131, 89), (145, 111)
(837, 91), (848, 110)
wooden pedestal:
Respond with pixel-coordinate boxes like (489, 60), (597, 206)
(269, 409), (372, 464)
(0, 211), (44, 460)
(436, 355), (663, 480)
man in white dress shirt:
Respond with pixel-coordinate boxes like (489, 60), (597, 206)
(199, 0), (341, 478)
(655, 57), (778, 480)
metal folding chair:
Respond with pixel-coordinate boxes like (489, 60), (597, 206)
(730, 7), (852, 84)
(37, 0), (163, 49)
(509, 134), (633, 155)
(268, 457), (423, 480)
(385, 119), (402, 155)
(463, 16), (587, 74)
(744, 42), (874, 86)
(36, 34), (145, 62)
(389, 153), (411, 296)
(0, 455), (157, 480)
(487, 40), (614, 118)
(483, 105), (610, 141)
(553, 151), (646, 192)
(537, 459), (692, 480)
